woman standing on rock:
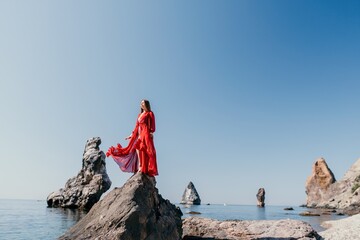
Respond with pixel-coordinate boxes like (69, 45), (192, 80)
(106, 99), (158, 177)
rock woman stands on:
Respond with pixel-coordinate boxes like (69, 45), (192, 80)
(106, 99), (158, 177)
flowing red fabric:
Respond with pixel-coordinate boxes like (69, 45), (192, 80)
(106, 111), (158, 177)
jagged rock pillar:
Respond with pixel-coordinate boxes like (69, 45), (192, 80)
(305, 157), (336, 208)
(47, 137), (112, 210)
(256, 188), (265, 207)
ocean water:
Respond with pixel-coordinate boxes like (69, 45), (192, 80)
(0, 199), (87, 240)
(0, 199), (346, 239)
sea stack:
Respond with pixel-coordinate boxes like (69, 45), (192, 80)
(181, 181), (201, 205)
(256, 188), (265, 207)
(305, 157), (337, 208)
(306, 158), (336, 207)
(47, 137), (112, 210)
(305, 157), (360, 214)
(59, 173), (183, 240)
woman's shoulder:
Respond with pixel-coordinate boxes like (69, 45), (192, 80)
(138, 111), (154, 118)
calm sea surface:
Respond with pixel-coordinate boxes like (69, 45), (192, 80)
(0, 199), (346, 239)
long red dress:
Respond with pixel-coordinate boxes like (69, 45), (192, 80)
(106, 111), (158, 177)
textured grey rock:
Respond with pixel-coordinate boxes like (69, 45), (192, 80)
(183, 217), (321, 240)
(59, 172), (183, 240)
(47, 137), (111, 210)
(256, 188), (265, 207)
(305, 158), (360, 213)
(320, 213), (360, 240)
(181, 182), (201, 205)
(343, 203), (360, 215)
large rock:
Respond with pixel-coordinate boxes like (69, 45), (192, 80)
(183, 217), (321, 240)
(59, 172), (183, 240)
(305, 158), (336, 207)
(47, 137), (111, 210)
(256, 188), (265, 207)
(305, 158), (360, 212)
(181, 181), (201, 205)
(320, 213), (360, 240)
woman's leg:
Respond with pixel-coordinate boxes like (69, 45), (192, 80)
(138, 150), (149, 173)
(136, 149), (142, 172)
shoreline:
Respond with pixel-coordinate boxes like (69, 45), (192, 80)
(177, 203), (347, 233)
(0, 198), (356, 239)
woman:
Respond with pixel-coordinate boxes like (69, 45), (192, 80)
(106, 99), (158, 177)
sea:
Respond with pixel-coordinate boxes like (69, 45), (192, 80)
(0, 199), (346, 240)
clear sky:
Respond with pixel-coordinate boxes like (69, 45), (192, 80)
(1, 1), (359, 206)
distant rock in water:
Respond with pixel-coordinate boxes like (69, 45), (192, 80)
(47, 137), (111, 210)
(305, 157), (360, 214)
(188, 211), (201, 215)
(299, 211), (321, 217)
(256, 188), (265, 207)
(181, 181), (201, 205)
(59, 173), (183, 240)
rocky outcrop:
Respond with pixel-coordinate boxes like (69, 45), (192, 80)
(59, 172), (183, 240)
(182, 217), (321, 240)
(305, 157), (360, 213)
(305, 158), (336, 207)
(181, 182), (201, 205)
(47, 137), (111, 210)
(320, 213), (360, 240)
(343, 203), (360, 215)
(256, 188), (265, 207)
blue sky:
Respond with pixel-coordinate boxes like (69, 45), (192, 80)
(1, 1), (359, 205)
